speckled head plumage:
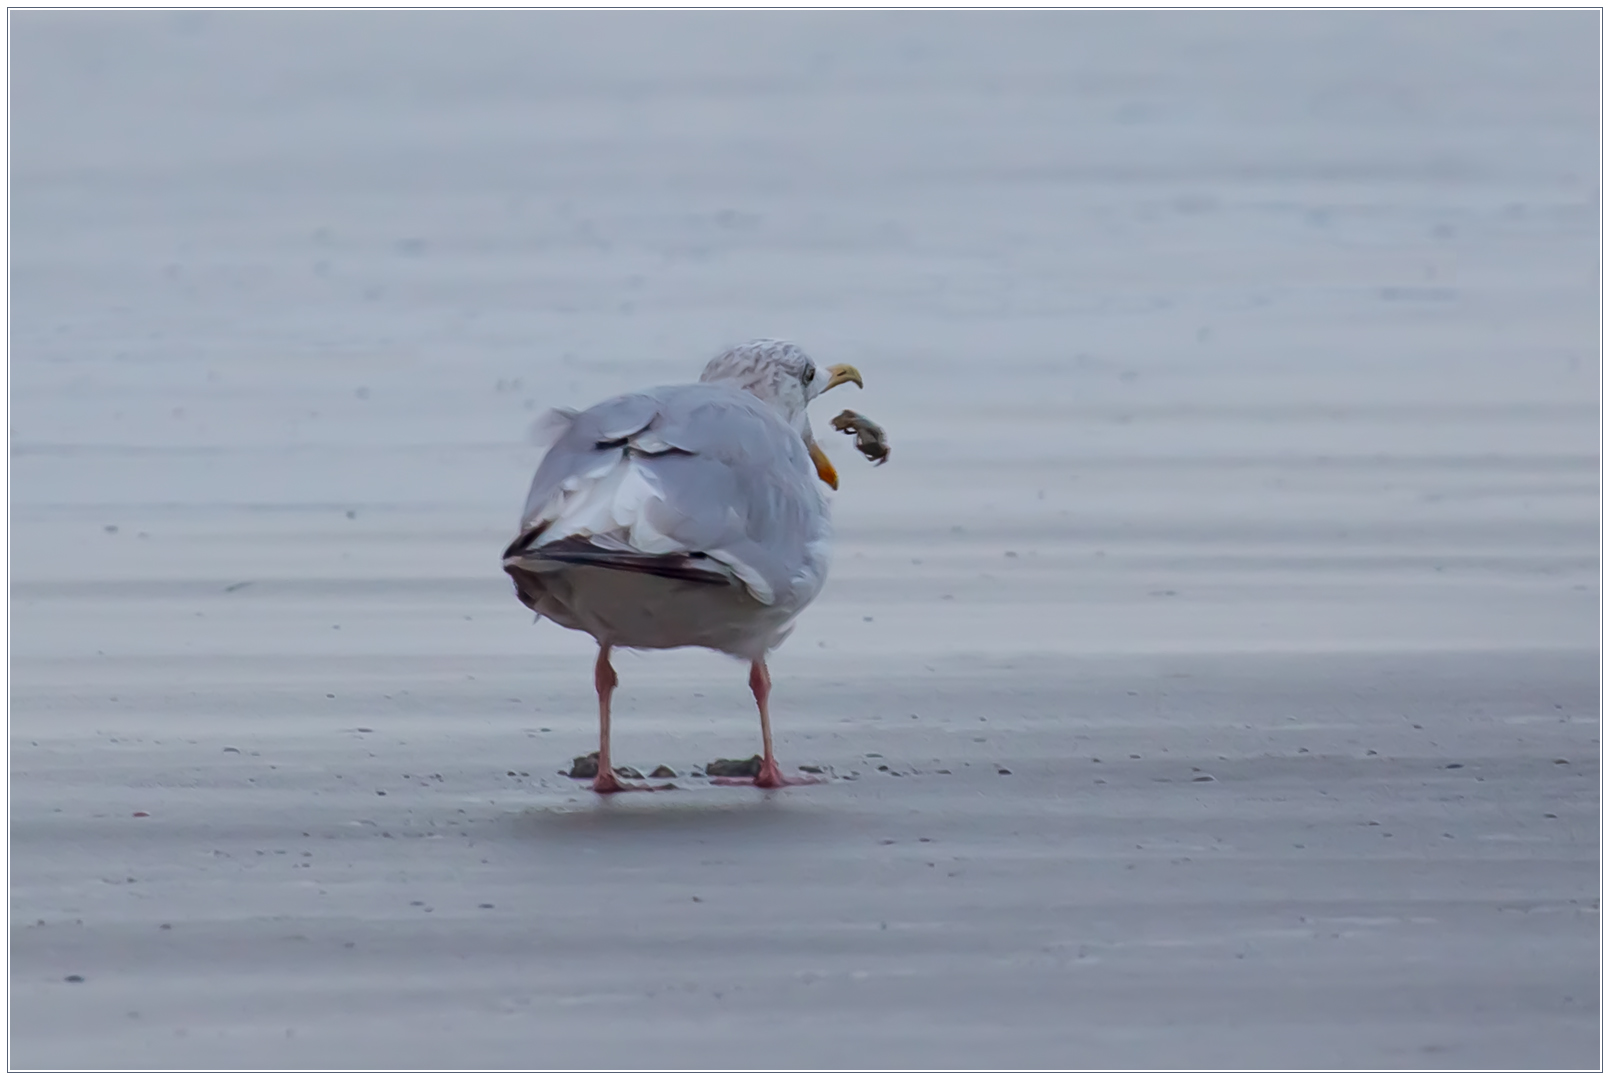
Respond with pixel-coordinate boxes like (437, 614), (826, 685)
(699, 338), (864, 489)
(700, 339), (819, 428)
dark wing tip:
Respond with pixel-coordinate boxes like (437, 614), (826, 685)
(502, 524), (547, 562)
(505, 534), (733, 587)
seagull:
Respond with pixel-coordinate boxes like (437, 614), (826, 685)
(501, 340), (865, 793)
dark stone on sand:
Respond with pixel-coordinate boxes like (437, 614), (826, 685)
(798, 764), (825, 774)
(705, 755), (762, 778)
(649, 765), (677, 778)
(567, 751), (600, 779)
(614, 765), (644, 780)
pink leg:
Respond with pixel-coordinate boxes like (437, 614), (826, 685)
(590, 644), (646, 794)
(747, 659), (817, 788)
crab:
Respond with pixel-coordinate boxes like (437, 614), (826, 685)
(829, 409), (891, 466)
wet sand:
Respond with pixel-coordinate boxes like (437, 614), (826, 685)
(9, 11), (1599, 1069)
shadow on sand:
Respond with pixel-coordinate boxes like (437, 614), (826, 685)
(504, 781), (836, 846)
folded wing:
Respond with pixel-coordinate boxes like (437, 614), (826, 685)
(505, 383), (830, 611)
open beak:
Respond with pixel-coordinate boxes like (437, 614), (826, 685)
(807, 440), (839, 490)
(822, 364), (864, 393)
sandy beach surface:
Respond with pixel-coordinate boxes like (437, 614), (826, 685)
(9, 11), (1599, 1069)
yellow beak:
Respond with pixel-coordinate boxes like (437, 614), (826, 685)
(808, 440), (839, 490)
(822, 364), (864, 392)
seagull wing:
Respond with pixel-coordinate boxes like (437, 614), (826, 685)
(506, 383), (829, 610)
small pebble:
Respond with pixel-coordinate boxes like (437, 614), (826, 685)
(705, 756), (761, 778)
(1191, 774), (1215, 782)
(567, 752), (600, 779)
(613, 766), (644, 780)
(997, 768), (1012, 775)
(478, 903), (494, 909)
(1444, 763), (1464, 770)
(649, 765), (677, 778)
(798, 764), (824, 774)
(64, 975), (85, 983)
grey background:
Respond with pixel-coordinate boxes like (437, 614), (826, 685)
(10, 10), (1600, 1069)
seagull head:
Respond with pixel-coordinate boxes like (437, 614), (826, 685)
(700, 339), (863, 489)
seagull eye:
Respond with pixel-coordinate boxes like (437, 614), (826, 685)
(800, 362), (816, 386)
